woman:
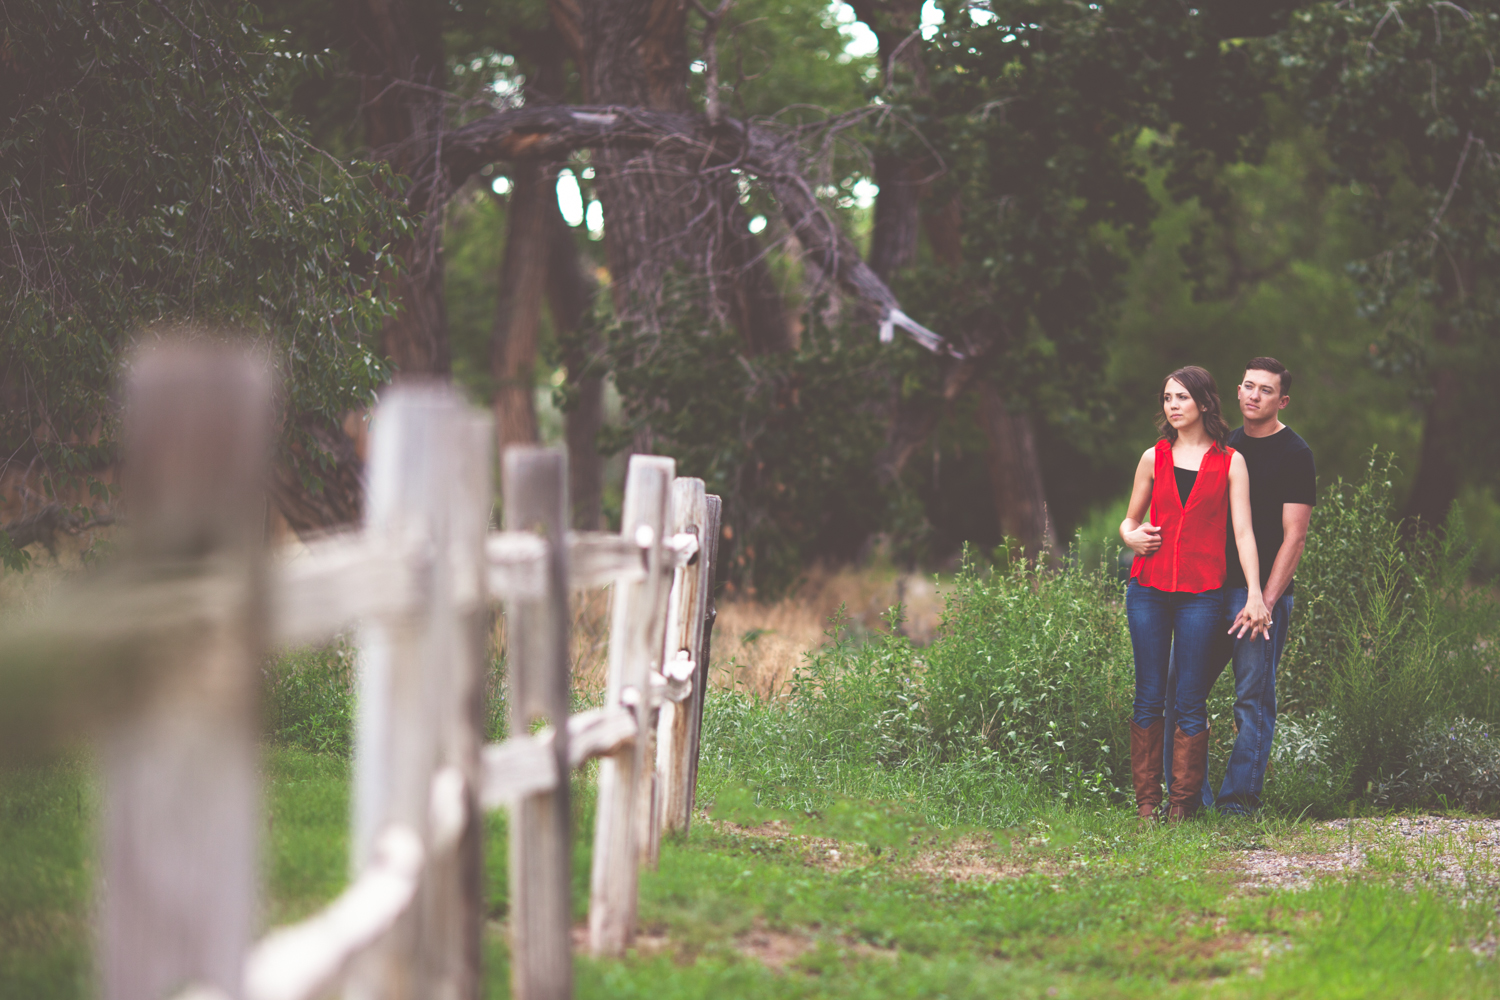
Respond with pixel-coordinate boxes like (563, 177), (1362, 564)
(1120, 366), (1269, 822)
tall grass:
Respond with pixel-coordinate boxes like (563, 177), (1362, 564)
(702, 449), (1500, 819)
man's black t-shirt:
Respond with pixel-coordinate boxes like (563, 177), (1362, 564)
(1225, 425), (1317, 591)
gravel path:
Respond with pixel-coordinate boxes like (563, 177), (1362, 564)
(1234, 815), (1500, 892)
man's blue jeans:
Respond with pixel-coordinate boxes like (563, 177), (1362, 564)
(1164, 588), (1293, 813)
(1125, 581), (1225, 738)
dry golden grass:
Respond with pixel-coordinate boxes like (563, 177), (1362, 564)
(708, 565), (946, 699)
(540, 564), (948, 704)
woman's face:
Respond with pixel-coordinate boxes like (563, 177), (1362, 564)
(1162, 378), (1203, 433)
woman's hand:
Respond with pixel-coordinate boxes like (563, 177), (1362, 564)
(1121, 520), (1162, 558)
(1230, 593), (1273, 640)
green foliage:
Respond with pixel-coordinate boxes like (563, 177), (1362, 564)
(893, 0), (1269, 422)
(1261, 712), (1354, 819)
(1372, 717), (1500, 813)
(2, 0), (405, 491)
(919, 550), (1132, 792)
(693, 0), (877, 119)
(607, 300), (891, 596)
(0, 759), (91, 998)
(263, 642), (357, 756)
(1274, 1), (1500, 487)
(1281, 451), (1500, 750)
(1101, 109), (1417, 509)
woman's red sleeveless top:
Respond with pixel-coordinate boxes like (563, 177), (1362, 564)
(1130, 439), (1235, 593)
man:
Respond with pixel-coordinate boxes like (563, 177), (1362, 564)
(1163, 356), (1316, 814)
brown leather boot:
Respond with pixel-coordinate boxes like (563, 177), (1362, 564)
(1129, 720), (1165, 820)
(1167, 725), (1210, 823)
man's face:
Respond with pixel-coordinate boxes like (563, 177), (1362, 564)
(1237, 370), (1288, 421)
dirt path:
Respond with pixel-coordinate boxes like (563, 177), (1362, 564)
(1231, 815), (1500, 893)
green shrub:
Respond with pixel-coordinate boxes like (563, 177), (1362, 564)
(1261, 712), (1353, 819)
(786, 606), (928, 767)
(1281, 449), (1500, 721)
(778, 547), (1131, 800)
(918, 548), (1132, 792)
(263, 641), (356, 755)
(1280, 449), (1500, 796)
(1372, 717), (1500, 813)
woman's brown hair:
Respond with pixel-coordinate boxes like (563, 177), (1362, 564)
(1156, 365), (1231, 448)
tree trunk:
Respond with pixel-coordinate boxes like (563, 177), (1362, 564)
(977, 382), (1058, 560)
(492, 162), (549, 453)
(868, 154), (921, 282)
(546, 204), (607, 530)
(874, 358), (981, 486)
(340, 0), (451, 377)
(1402, 261), (1469, 528)
(1403, 367), (1462, 529)
(268, 416), (366, 534)
(849, 0), (928, 285)
(574, 0), (791, 354)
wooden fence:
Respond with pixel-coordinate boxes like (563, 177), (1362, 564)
(0, 343), (722, 1000)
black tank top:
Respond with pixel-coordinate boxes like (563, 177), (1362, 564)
(1174, 466), (1197, 508)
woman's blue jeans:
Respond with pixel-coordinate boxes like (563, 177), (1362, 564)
(1163, 588), (1293, 814)
(1125, 581), (1225, 737)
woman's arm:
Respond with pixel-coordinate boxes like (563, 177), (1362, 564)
(1119, 448), (1161, 557)
(1227, 451), (1271, 639)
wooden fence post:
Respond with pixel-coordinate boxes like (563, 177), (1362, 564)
(501, 448), (573, 1000)
(588, 455), (674, 956)
(434, 409), (493, 1000)
(349, 386), (488, 1000)
(654, 479), (709, 846)
(685, 495), (722, 828)
(100, 343), (271, 1000)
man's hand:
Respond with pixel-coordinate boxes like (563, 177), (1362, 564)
(1122, 521), (1162, 558)
(1229, 595), (1273, 641)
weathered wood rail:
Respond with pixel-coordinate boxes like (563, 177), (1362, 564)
(0, 343), (721, 1000)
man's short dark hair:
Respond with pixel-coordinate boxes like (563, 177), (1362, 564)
(1245, 356), (1291, 396)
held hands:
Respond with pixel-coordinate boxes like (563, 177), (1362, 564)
(1230, 593), (1274, 641)
(1122, 521), (1162, 558)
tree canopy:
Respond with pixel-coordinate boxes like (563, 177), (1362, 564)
(1, 0), (405, 541)
(6, 0), (1500, 584)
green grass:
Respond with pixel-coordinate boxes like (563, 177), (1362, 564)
(5, 739), (1500, 999)
(0, 757), (92, 999)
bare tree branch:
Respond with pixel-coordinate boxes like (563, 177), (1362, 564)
(438, 105), (961, 357)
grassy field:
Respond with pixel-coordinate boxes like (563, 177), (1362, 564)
(5, 458), (1500, 997)
(6, 727), (1500, 999)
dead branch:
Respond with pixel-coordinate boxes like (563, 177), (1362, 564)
(3, 504), (116, 556)
(438, 105), (960, 357)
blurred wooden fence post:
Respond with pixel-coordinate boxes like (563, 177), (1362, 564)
(101, 344), (272, 1000)
(588, 455), (675, 955)
(502, 448), (573, 1000)
(349, 386), (488, 1000)
(654, 478), (710, 847)
(685, 495), (722, 828)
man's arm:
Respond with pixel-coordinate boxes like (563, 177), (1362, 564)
(1263, 503), (1312, 606)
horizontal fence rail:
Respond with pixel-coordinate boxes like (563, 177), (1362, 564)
(0, 343), (721, 1000)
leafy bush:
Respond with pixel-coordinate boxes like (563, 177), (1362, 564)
(1281, 450), (1499, 718)
(263, 641), (356, 755)
(1280, 449), (1500, 795)
(919, 548), (1132, 791)
(1261, 712), (1353, 819)
(786, 606), (928, 767)
(782, 547), (1131, 798)
(1372, 717), (1500, 813)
